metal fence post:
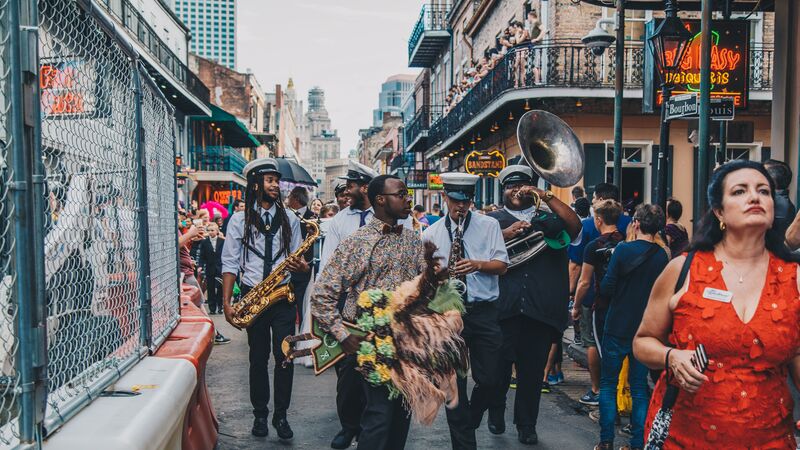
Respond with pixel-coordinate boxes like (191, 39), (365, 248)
(9, 0), (47, 443)
(133, 67), (153, 350)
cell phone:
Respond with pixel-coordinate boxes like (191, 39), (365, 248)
(192, 219), (203, 228)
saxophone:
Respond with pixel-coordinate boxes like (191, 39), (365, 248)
(230, 212), (320, 328)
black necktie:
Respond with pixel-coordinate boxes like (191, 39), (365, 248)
(359, 210), (370, 227)
(263, 212), (273, 279)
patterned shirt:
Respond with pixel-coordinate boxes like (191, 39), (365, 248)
(311, 217), (425, 342)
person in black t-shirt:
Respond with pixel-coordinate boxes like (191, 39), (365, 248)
(571, 199), (624, 406)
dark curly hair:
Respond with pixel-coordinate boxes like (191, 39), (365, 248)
(689, 159), (797, 262)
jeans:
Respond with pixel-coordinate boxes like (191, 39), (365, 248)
(599, 334), (649, 448)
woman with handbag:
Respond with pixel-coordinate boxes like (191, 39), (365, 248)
(633, 160), (800, 449)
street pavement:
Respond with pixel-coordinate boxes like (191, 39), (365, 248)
(208, 315), (599, 449)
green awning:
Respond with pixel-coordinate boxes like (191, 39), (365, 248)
(191, 104), (260, 148)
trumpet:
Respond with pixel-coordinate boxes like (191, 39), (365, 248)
(513, 186), (542, 211)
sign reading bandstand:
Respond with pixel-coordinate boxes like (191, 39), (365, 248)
(465, 150), (506, 177)
(653, 19), (750, 110)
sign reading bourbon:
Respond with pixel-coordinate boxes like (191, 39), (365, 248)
(465, 150), (506, 177)
(654, 19), (750, 110)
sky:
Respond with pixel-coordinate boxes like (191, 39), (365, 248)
(237, 0), (422, 156)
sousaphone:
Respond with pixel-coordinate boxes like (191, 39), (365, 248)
(506, 110), (584, 268)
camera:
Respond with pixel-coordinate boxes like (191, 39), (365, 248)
(582, 25), (616, 56)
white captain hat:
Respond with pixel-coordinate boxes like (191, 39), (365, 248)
(498, 165), (536, 187)
(338, 160), (379, 184)
(243, 157), (281, 179)
(440, 172), (479, 201)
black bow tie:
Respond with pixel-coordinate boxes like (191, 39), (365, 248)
(382, 224), (404, 235)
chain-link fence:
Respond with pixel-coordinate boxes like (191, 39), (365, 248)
(0, 0), (182, 445)
(0, 0), (20, 446)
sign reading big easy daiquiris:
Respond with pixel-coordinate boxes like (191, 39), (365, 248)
(645, 19), (750, 112)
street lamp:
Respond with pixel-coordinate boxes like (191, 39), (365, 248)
(649, 0), (692, 209)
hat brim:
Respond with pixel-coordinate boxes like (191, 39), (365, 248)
(543, 230), (571, 249)
(445, 191), (472, 201)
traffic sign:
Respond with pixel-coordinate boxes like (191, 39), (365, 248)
(665, 94), (735, 121)
(665, 94), (698, 121)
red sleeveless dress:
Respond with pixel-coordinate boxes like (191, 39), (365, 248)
(645, 251), (800, 449)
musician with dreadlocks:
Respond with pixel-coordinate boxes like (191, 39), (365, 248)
(221, 158), (308, 441)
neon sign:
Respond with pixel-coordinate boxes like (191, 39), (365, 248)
(653, 20), (750, 110)
(40, 58), (97, 117)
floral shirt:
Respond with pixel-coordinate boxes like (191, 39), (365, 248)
(311, 217), (425, 342)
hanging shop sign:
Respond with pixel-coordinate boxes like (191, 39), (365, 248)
(465, 150), (506, 177)
(40, 57), (105, 118)
(213, 190), (242, 205)
(427, 172), (443, 190)
(406, 169), (430, 190)
(645, 19), (750, 112)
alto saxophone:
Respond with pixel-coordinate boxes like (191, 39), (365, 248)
(231, 212), (320, 328)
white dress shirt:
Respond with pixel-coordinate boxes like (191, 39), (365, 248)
(221, 204), (302, 288)
(422, 212), (509, 303)
(319, 206), (413, 272)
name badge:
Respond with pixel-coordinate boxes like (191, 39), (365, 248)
(702, 287), (733, 303)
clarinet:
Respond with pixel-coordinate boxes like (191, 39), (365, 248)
(448, 212), (466, 285)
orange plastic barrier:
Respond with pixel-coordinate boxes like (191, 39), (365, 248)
(156, 320), (218, 450)
(181, 283), (202, 308)
(180, 298), (213, 324)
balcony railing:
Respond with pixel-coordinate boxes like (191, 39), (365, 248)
(190, 146), (248, 174)
(404, 105), (444, 151)
(102, 0), (211, 105)
(408, 4), (450, 67)
(428, 40), (774, 148)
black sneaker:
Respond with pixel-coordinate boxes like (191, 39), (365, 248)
(541, 381), (552, 393)
(330, 428), (357, 449)
(273, 417), (293, 440)
(214, 333), (231, 345)
(252, 417), (269, 437)
(579, 389), (600, 406)
(509, 376), (517, 389)
(487, 409), (505, 435)
(518, 426), (538, 445)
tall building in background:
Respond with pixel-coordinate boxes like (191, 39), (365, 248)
(372, 74), (415, 127)
(302, 87), (341, 199)
(172, 0), (237, 70)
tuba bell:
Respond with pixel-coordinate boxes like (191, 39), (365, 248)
(506, 110), (584, 268)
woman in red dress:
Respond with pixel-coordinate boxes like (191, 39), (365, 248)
(634, 160), (800, 449)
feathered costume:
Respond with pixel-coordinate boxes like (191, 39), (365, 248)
(359, 242), (469, 425)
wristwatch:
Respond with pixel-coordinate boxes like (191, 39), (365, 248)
(542, 190), (555, 202)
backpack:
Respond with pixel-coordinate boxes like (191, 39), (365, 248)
(592, 231), (624, 309)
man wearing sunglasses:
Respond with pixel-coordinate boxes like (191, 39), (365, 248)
(312, 175), (424, 449)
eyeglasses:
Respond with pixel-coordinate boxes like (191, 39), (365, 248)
(381, 190), (412, 199)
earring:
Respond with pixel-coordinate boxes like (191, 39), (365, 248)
(719, 221), (726, 231)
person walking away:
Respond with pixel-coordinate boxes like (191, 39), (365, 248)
(664, 198), (689, 258)
(221, 158), (308, 440)
(595, 204), (669, 450)
(423, 172), (509, 450)
(571, 199), (625, 406)
(634, 160), (800, 448)
(486, 165), (581, 445)
(312, 175), (424, 450)
(198, 222), (225, 314)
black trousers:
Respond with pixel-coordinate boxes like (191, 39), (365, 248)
(489, 315), (555, 430)
(242, 285), (295, 420)
(357, 383), (411, 450)
(446, 302), (502, 450)
(206, 273), (222, 313)
(292, 279), (310, 323)
(335, 353), (366, 434)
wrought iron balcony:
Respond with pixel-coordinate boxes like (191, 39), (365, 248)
(408, 4), (451, 68)
(404, 105), (444, 152)
(190, 146), (248, 174)
(102, 0), (211, 107)
(428, 40), (773, 149)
